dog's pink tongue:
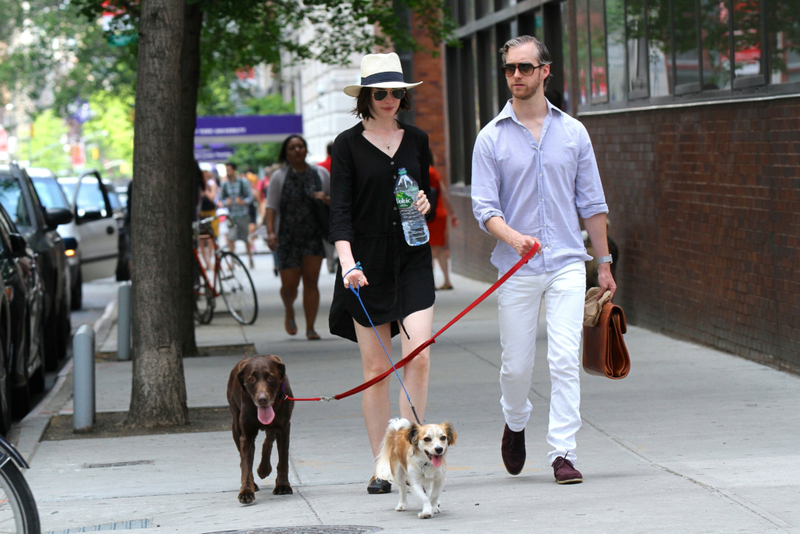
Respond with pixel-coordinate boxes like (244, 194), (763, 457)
(257, 406), (275, 425)
(431, 455), (443, 467)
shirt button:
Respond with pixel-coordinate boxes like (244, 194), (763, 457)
(393, 222), (396, 225)
(390, 161), (395, 166)
(394, 207), (398, 211)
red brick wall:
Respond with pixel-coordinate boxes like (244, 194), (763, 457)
(582, 97), (800, 372)
(411, 15), (448, 186)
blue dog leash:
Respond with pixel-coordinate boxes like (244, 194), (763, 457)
(345, 262), (422, 425)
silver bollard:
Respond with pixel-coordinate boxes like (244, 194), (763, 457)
(73, 324), (96, 431)
(117, 281), (132, 361)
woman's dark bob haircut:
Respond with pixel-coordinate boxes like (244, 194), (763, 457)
(278, 134), (308, 164)
(352, 87), (412, 120)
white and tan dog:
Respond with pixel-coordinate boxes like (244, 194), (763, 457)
(374, 418), (457, 519)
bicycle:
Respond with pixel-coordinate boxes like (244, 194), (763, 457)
(0, 434), (40, 533)
(193, 214), (258, 325)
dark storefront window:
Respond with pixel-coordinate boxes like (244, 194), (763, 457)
(767, 2), (800, 84)
(700, 0), (731, 90)
(577, 0), (591, 105)
(648, 0), (673, 96)
(589, 0), (609, 102)
(607, 0), (626, 102)
(733, 0), (762, 81)
(572, 0), (799, 112)
(673, 0), (701, 93)
(627, 0), (649, 98)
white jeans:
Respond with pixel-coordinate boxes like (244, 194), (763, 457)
(497, 262), (585, 465)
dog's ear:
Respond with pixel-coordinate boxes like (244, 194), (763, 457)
(237, 359), (250, 389)
(269, 355), (286, 380)
(443, 422), (457, 446)
(406, 423), (420, 445)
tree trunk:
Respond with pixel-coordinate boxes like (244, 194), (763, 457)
(176, 1), (203, 357)
(127, 0), (189, 427)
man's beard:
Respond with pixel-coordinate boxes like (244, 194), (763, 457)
(511, 78), (541, 101)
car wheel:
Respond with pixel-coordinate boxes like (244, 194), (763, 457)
(0, 344), (10, 436)
(71, 270), (83, 310)
(59, 298), (71, 361)
(10, 379), (30, 420)
(44, 299), (70, 372)
(28, 322), (46, 396)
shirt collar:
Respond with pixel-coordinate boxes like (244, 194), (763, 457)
(497, 98), (562, 126)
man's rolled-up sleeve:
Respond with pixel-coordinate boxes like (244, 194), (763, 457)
(471, 132), (505, 233)
(574, 124), (608, 219)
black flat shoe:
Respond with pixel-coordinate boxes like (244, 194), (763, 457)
(367, 476), (391, 494)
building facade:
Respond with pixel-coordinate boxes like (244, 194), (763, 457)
(441, 0), (800, 371)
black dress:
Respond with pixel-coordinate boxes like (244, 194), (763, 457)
(277, 167), (325, 270)
(328, 121), (435, 342)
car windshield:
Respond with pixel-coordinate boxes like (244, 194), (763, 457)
(0, 178), (33, 229)
(33, 177), (70, 209)
(59, 181), (77, 200)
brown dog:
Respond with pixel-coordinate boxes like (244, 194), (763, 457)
(227, 354), (294, 504)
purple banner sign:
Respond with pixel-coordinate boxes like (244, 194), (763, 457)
(194, 144), (235, 162)
(194, 115), (302, 144)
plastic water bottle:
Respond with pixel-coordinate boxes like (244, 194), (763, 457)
(394, 167), (430, 246)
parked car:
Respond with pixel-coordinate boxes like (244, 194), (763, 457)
(0, 163), (72, 371)
(0, 270), (11, 435)
(57, 170), (128, 289)
(0, 203), (46, 426)
(29, 168), (83, 309)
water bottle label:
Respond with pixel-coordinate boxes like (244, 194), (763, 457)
(395, 192), (415, 209)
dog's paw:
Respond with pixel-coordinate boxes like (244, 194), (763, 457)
(395, 503), (407, 512)
(257, 461), (272, 479)
(433, 503), (441, 514)
(418, 510), (432, 519)
(273, 483), (293, 495)
(238, 489), (255, 504)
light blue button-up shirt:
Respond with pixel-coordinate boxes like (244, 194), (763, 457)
(471, 99), (608, 275)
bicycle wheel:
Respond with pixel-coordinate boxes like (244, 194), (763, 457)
(218, 252), (258, 325)
(194, 275), (215, 325)
(0, 457), (41, 534)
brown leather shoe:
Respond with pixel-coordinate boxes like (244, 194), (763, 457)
(501, 425), (526, 475)
(552, 456), (583, 484)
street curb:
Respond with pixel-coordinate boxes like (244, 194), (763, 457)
(11, 298), (118, 464)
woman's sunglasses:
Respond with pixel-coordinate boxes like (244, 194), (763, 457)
(501, 62), (546, 77)
(372, 89), (406, 101)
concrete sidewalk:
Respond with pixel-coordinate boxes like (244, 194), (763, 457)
(16, 252), (800, 534)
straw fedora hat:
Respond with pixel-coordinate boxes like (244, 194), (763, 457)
(343, 52), (422, 98)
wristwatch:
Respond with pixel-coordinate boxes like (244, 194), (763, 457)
(596, 255), (613, 265)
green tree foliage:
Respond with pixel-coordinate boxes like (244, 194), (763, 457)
(29, 109), (70, 172)
(0, 0), (137, 115)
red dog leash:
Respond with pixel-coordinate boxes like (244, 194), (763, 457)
(285, 243), (540, 402)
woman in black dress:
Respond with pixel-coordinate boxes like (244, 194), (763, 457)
(329, 52), (435, 494)
(266, 135), (330, 339)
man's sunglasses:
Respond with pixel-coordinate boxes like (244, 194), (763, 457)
(372, 89), (406, 101)
(501, 62), (546, 77)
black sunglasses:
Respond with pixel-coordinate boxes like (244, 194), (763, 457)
(372, 89), (406, 101)
(501, 62), (546, 77)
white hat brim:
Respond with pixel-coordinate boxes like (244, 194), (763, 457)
(343, 81), (422, 98)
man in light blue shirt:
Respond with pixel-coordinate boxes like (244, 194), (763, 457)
(472, 35), (616, 485)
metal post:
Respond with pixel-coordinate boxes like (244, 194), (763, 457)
(73, 324), (96, 431)
(117, 281), (132, 361)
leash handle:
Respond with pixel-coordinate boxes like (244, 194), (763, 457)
(343, 262), (363, 282)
